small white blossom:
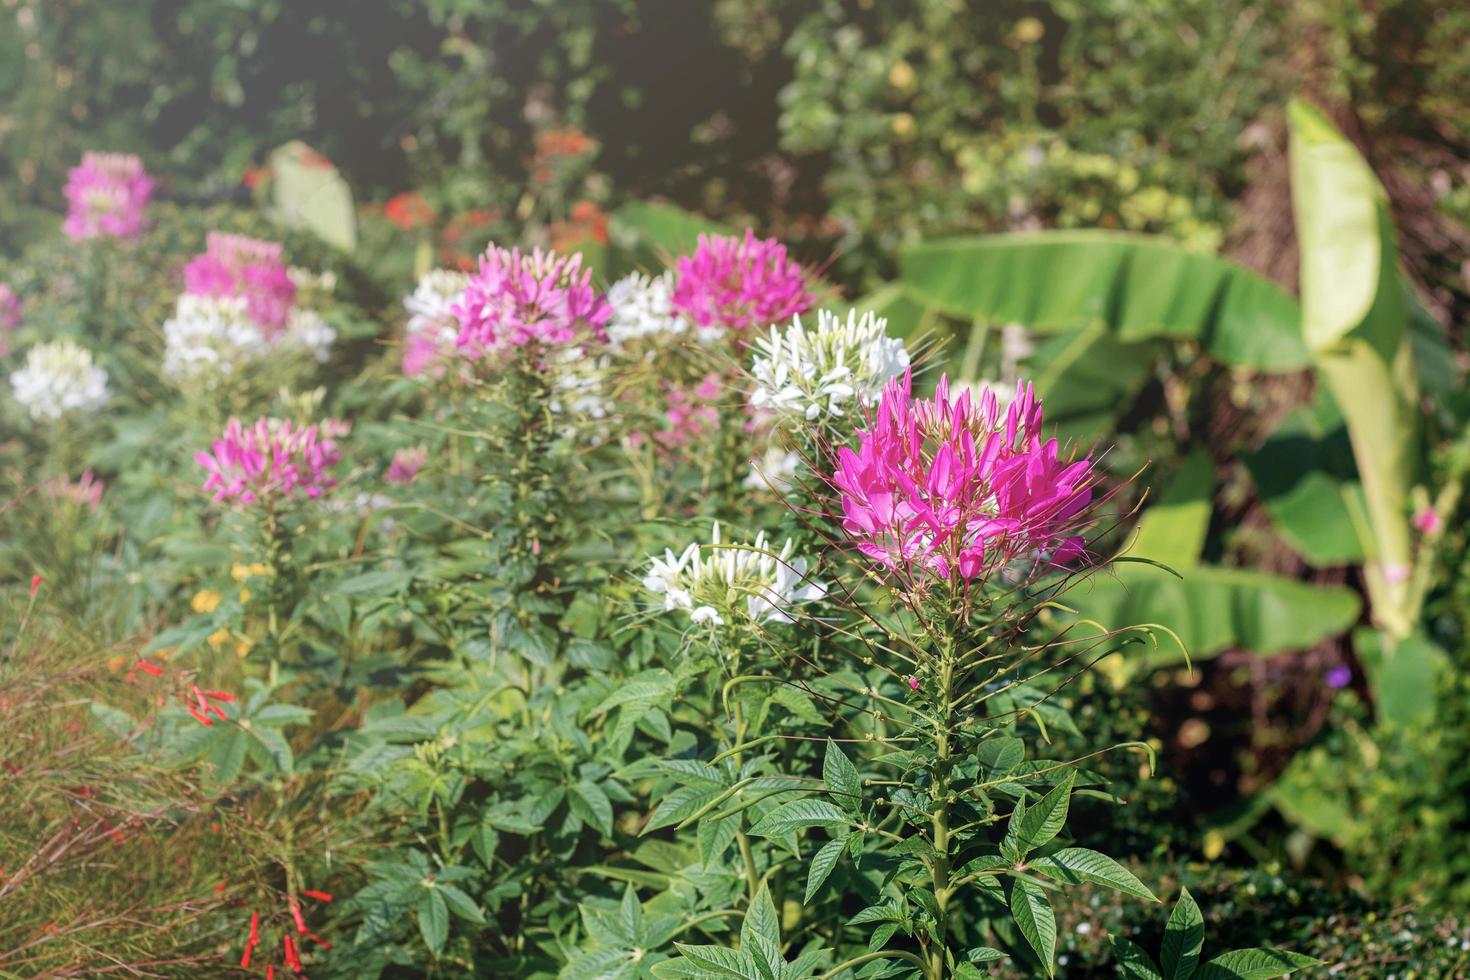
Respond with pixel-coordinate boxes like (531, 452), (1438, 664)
(11, 339), (110, 421)
(281, 308), (337, 363)
(640, 523), (825, 628)
(605, 272), (688, 348)
(743, 447), (802, 494)
(749, 308), (909, 423)
(162, 295), (268, 383)
(405, 269), (469, 335)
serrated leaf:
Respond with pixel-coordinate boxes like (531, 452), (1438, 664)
(1194, 948), (1320, 980)
(1110, 935), (1164, 980)
(977, 736), (1024, 778)
(1008, 770), (1075, 857)
(645, 785), (722, 832)
(804, 836), (847, 904)
(418, 888), (448, 954)
(1162, 888), (1205, 980)
(570, 780), (614, 837)
(1010, 879), (1057, 978)
(741, 883), (780, 952)
(967, 947), (1009, 964)
(673, 943), (763, 978)
(1029, 848), (1158, 901)
(439, 884), (485, 924)
(747, 799), (851, 838)
(823, 741), (862, 814)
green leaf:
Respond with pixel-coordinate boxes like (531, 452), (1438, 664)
(610, 201), (730, 273)
(1130, 450), (1214, 570)
(570, 780), (615, 837)
(747, 799), (851, 838)
(1194, 948), (1321, 980)
(418, 888), (449, 955)
(1026, 324), (1159, 444)
(1071, 564), (1360, 663)
(1009, 878), (1057, 977)
(966, 947), (1009, 964)
(668, 943), (763, 979)
(269, 141), (356, 250)
(1243, 392), (1367, 567)
(1161, 888), (1205, 980)
(1354, 628), (1446, 727)
(900, 232), (1308, 370)
(1109, 935), (1164, 980)
(740, 883), (780, 953)
(1011, 770), (1075, 855)
(1029, 848), (1158, 901)
(804, 836), (847, 904)
(823, 740), (862, 814)
(439, 884), (485, 924)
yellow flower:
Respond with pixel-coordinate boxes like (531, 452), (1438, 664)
(233, 636), (254, 658)
(207, 628), (231, 649)
(191, 590), (222, 614)
(231, 562), (273, 582)
(1203, 829), (1225, 861)
(239, 588), (251, 605)
(1014, 17), (1045, 44)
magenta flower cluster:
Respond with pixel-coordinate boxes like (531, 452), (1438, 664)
(452, 246), (611, 356)
(183, 232), (297, 336)
(833, 373), (1095, 582)
(196, 417), (343, 505)
(63, 152), (154, 240)
(671, 231), (812, 336)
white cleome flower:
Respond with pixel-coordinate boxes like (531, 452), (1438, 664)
(405, 269), (469, 330)
(743, 447), (802, 494)
(11, 339), (111, 421)
(605, 272), (688, 348)
(162, 294), (268, 383)
(280, 308), (337, 363)
(640, 523), (825, 627)
(749, 308), (910, 423)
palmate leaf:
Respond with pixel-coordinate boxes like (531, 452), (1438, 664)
(899, 231), (1309, 371)
(1194, 948), (1321, 979)
(1009, 878), (1057, 978)
(1029, 848), (1158, 902)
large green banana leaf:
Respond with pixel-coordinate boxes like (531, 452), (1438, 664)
(609, 201), (731, 277)
(898, 231), (1309, 371)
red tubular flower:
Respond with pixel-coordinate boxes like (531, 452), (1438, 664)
(30, 575), (41, 597)
(241, 911), (260, 967)
(181, 686), (236, 727)
(283, 935), (303, 972)
(301, 889), (333, 903)
(289, 898), (307, 934)
(135, 660), (163, 677)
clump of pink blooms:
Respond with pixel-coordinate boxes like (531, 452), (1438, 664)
(196, 417), (344, 505)
(63, 152), (154, 240)
(452, 245), (611, 357)
(184, 232), (297, 336)
(0, 283), (19, 357)
(671, 231), (812, 339)
(655, 372), (724, 452)
(43, 470), (105, 511)
(385, 446), (427, 485)
(1413, 507), (1444, 536)
(833, 372), (1096, 582)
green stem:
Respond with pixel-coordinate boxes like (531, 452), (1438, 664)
(928, 644), (957, 979)
(819, 949), (931, 980)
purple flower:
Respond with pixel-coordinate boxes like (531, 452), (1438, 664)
(1325, 665), (1352, 689)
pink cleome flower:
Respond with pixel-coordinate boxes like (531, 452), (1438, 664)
(183, 232), (297, 337)
(196, 417), (344, 505)
(452, 245), (611, 356)
(63, 152), (154, 240)
(385, 446), (427, 485)
(671, 230), (812, 337)
(655, 372), (724, 452)
(43, 470), (105, 511)
(832, 372), (1096, 582)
